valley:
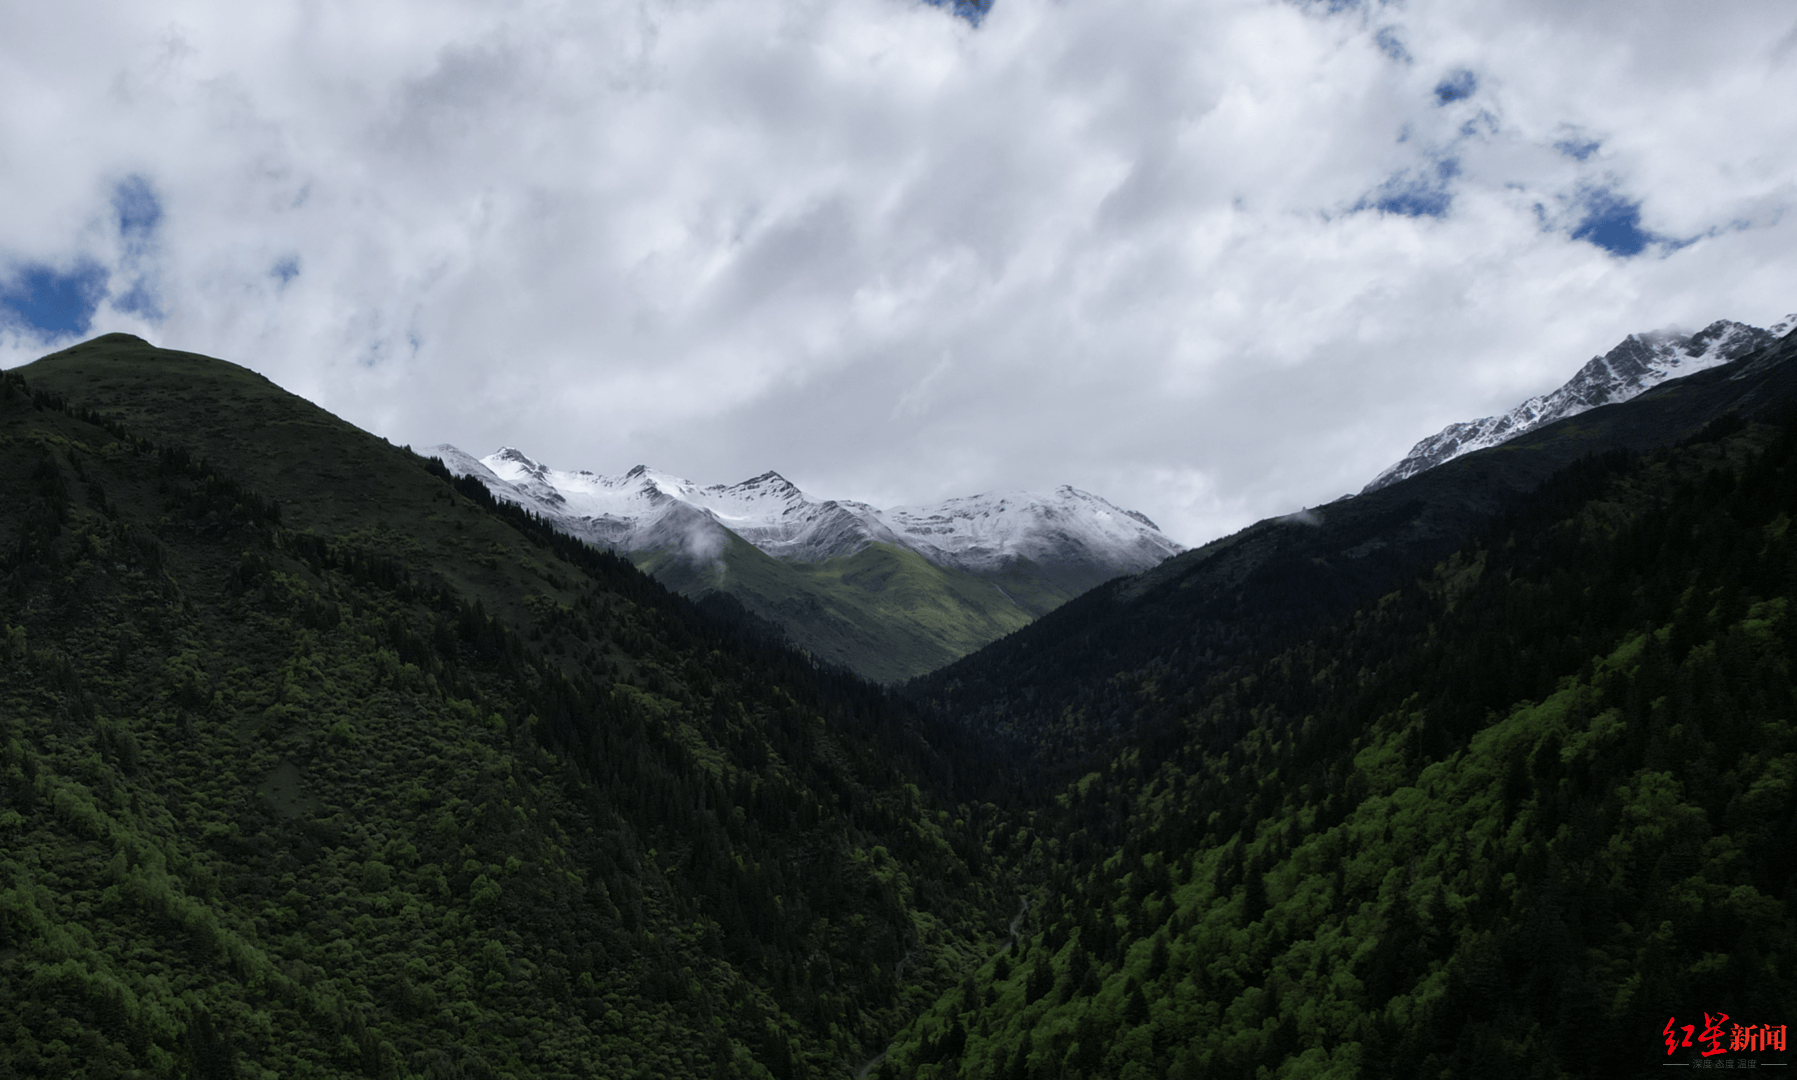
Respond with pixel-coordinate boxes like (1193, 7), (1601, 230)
(3, 325), (1794, 1078)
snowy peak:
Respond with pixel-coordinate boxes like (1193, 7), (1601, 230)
(491, 446), (547, 475)
(883, 485), (1180, 578)
(428, 445), (1184, 579)
(1364, 317), (1789, 493)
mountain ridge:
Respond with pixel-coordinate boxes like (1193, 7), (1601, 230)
(1364, 315), (1794, 492)
(432, 444), (1185, 681)
(435, 444), (1184, 574)
(913, 318), (1797, 762)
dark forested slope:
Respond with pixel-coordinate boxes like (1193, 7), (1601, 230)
(876, 367), (1797, 1077)
(8, 328), (1794, 1080)
(0, 336), (1018, 1079)
(913, 329), (1797, 767)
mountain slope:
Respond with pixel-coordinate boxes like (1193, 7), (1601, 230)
(435, 445), (1183, 682)
(913, 319), (1797, 764)
(14, 318), (1792, 1080)
(638, 534), (1036, 685)
(879, 397), (1797, 1078)
(1, 334), (1018, 1079)
(1365, 317), (1788, 492)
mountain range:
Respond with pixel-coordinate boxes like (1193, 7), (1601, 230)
(3, 320), (1793, 1079)
(424, 313), (1797, 686)
(429, 445), (1183, 684)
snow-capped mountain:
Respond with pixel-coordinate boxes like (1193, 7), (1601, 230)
(432, 446), (893, 563)
(882, 489), (1180, 582)
(430, 445), (1185, 583)
(1364, 317), (1793, 493)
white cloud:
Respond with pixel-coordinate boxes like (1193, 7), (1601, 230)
(3, 0), (1795, 546)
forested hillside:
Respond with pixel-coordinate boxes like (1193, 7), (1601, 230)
(911, 328), (1797, 770)
(0, 337), (1021, 1079)
(876, 398), (1797, 1075)
(5, 329), (1794, 1080)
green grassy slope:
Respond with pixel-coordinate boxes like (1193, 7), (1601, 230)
(876, 415), (1797, 1077)
(0, 341), (1023, 1079)
(639, 537), (1036, 686)
(959, 558), (1097, 622)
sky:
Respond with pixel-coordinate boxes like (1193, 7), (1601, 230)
(3, 0), (1796, 548)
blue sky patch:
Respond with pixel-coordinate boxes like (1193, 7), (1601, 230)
(1434, 69), (1476, 105)
(0, 261), (109, 339)
(114, 175), (163, 248)
(1571, 189), (1653, 256)
(103, 174), (168, 321)
(1292, 0), (1374, 13)
(1374, 27), (1411, 63)
(112, 277), (162, 321)
(1372, 186), (1450, 219)
(921, 0), (991, 24)
(1361, 156), (1459, 219)
(1555, 136), (1601, 162)
(273, 255), (301, 287)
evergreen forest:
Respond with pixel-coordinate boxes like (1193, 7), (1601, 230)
(3, 331), (1794, 1078)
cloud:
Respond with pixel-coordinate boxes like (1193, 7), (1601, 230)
(2, 0), (1796, 549)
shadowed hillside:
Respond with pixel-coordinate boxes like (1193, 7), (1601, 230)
(912, 328), (1797, 768)
(1, 335), (1021, 1079)
(871, 333), (1797, 1077)
(6, 329), (1794, 1079)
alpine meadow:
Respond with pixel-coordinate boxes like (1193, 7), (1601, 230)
(3, 322), (1796, 1080)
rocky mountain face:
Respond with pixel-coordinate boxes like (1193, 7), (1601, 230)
(430, 445), (1185, 680)
(1364, 317), (1793, 492)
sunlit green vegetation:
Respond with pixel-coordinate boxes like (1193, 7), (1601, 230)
(642, 536), (1038, 685)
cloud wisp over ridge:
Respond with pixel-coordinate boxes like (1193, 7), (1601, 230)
(2, 0), (1795, 547)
